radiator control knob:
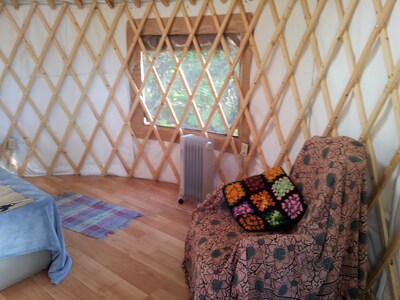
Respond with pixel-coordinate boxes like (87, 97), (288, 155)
(206, 141), (213, 151)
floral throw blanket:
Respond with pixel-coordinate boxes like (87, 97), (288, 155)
(183, 136), (368, 299)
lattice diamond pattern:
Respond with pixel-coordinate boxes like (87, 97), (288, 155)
(0, 1), (399, 297)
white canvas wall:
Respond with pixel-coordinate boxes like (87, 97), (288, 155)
(0, 0), (399, 297)
(1, 1), (398, 180)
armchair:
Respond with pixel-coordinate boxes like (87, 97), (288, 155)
(183, 136), (368, 299)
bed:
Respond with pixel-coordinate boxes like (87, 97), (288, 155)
(0, 168), (72, 290)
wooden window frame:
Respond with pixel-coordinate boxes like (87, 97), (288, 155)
(127, 14), (252, 152)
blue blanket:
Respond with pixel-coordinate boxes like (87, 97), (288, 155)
(0, 168), (72, 285)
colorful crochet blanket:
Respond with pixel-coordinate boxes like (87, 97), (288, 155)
(223, 166), (307, 232)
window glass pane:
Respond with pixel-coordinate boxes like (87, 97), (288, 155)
(168, 76), (187, 122)
(182, 106), (201, 131)
(157, 105), (174, 127)
(142, 67), (162, 119)
(209, 112), (226, 135)
(181, 50), (203, 90)
(194, 77), (214, 124)
(221, 77), (239, 127)
(141, 34), (240, 137)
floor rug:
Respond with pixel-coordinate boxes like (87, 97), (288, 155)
(55, 192), (143, 239)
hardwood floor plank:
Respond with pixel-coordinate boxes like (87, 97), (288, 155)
(133, 250), (187, 287)
(1, 276), (55, 300)
(32, 271), (105, 300)
(0, 176), (191, 300)
(146, 287), (185, 300)
(68, 252), (149, 299)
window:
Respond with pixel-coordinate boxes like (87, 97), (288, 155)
(128, 15), (252, 151)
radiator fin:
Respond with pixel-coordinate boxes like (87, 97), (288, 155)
(179, 134), (214, 203)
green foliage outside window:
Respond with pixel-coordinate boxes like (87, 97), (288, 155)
(142, 48), (240, 136)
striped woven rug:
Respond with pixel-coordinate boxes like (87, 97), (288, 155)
(55, 192), (143, 239)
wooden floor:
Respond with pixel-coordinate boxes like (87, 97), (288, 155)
(0, 175), (195, 300)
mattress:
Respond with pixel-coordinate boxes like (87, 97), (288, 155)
(0, 250), (51, 290)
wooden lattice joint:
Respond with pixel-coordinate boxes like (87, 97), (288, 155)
(0, 1), (399, 297)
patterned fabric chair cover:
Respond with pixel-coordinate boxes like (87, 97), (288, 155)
(183, 136), (368, 299)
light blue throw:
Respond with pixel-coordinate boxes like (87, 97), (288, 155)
(0, 168), (72, 285)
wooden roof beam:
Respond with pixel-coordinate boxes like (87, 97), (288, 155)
(132, 0), (141, 8)
(104, 0), (115, 8)
(48, 0), (56, 9)
(74, 0), (84, 9)
(160, 0), (169, 6)
(11, 0), (19, 9)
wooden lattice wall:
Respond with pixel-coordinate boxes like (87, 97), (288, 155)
(0, 0), (399, 298)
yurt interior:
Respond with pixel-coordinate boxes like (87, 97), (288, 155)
(0, 0), (399, 299)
